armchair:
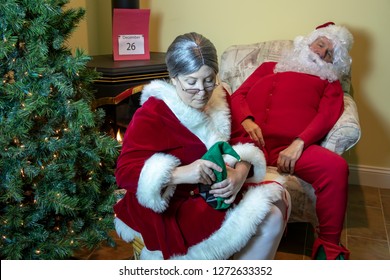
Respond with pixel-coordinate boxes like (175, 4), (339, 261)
(219, 40), (361, 227)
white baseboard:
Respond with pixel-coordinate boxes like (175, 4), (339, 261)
(349, 164), (390, 189)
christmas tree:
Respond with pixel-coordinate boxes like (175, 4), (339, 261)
(0, 0), (120, 259)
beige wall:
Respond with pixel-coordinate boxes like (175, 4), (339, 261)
(67, 0), (390, 172)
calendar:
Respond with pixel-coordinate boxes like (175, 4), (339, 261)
(112, 9), (150, 61)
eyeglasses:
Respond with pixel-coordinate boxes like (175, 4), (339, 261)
(176, 78), (218, 95)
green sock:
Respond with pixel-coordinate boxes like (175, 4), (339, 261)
(315, 245), (327, 260)
(315, 245), (345, 260)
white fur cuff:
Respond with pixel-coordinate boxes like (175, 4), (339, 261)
(232, 143), (267, 183)
(137, 153), (180, 212)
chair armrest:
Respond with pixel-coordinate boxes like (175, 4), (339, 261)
(321, 93), (361, 155)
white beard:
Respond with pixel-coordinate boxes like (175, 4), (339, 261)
(274, 43), (339, 82)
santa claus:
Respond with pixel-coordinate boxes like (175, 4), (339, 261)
(231, 22), (354, 260)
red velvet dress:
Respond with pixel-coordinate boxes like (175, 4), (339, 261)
(114, 80), (284, 259)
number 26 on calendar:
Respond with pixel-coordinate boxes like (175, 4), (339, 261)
(118, 35), (145, 55)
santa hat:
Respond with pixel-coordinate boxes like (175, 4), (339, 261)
(308, 21), (354, 51)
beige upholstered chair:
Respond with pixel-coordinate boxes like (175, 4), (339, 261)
(219, 40), (361, 228)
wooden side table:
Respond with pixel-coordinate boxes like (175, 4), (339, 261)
(87, 52), (169, 134)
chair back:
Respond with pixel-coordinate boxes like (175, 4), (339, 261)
(219, 40), (352, 95)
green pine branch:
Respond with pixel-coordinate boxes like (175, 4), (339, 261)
(1, 0), (120, 260)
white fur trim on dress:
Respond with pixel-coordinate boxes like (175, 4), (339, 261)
(141, 80), (231, 149)
(117, 183), (285, 260)
(170, 184), (284, 259)
(231, 143), (267, 183)
(137, 153), (180, 212)
(114, 218), (165, 259)
(140, 247), (164, 260)
(114, 217), (141, 243)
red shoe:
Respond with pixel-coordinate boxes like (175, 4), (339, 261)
(312, 238), (350, 260)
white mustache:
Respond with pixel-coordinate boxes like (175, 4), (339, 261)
(274, 46), (338, 82)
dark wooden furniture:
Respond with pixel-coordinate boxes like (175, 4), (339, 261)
(87, 52), (168, 132)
